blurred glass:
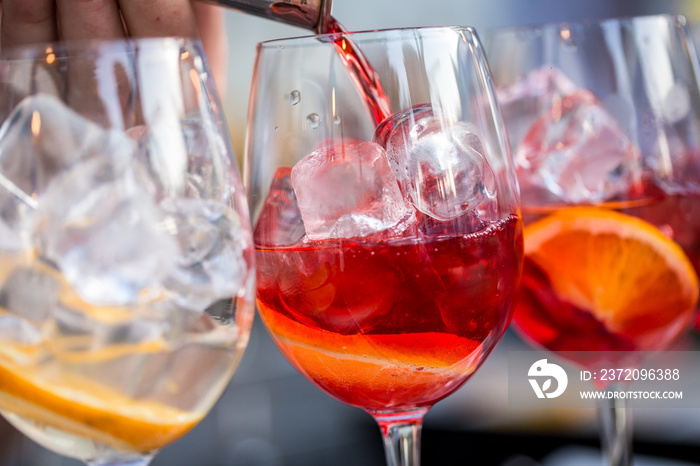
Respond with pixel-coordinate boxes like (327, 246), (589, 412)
(487, 14), (700, 466)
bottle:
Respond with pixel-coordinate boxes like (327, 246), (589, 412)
(197, 0), (332, 33)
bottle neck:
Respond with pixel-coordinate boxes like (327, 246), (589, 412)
(196, 0), (332, 32)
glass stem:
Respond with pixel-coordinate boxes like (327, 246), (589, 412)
(85, 456), (153, 466)
(371, 407), (429, 466)
(597, 383), (632, 466)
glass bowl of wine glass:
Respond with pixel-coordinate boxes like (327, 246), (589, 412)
(0, 37), (255, 466)
(486, 14), (700, 465)
(245, 25), (523, 466)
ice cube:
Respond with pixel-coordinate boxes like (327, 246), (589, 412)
(290, 142), (413, 240)
(161, 304), (219, 345)
(35, 155), (178, 306)
(0, 94), (117, 253)
(0, 187), (34, 252)
(0, 94), (152, 254)
(0, 314), (43, 346)
(130, 117), (233, 201)
(0, 263), (61, 346)
(375, 106), (493, 221)
(516, 89), (640, 204)
(0, 264), (60, 322)
(51, 303), (161, 353)
(47, 301), (170, 397)
(497, 66), (578, 149)
(253, 167), (305, 247)
(161, 198), (250, 311)
(0, 94), (134, 197)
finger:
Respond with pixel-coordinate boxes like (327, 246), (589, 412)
(192, 2), (227, 94)
(56, 0), (125, 42)
(1, 0), (58, 49)
(118, 0), (198, 38)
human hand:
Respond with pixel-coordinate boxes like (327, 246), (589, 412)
(1, 1), (227, 92)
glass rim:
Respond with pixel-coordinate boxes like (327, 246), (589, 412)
(0, 36), (203, 61)
(256, 25), (479, 49)
(488, 13), (687, 36)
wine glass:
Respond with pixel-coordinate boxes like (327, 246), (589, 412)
(486, 14), (700, 465)
(0, 38), (255, 466)
(245, 26), (522, 465)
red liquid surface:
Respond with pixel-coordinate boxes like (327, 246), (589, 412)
(255, 216), (522, 412)
(514, 191), (700, 368)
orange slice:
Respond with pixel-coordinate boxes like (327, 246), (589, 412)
(0, 253), (200, 453)
(258, 301), (482, 409)
(524, 207), (699, 343)
(0, 355), (202, 453)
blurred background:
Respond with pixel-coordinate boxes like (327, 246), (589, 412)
(4, 0), (700, 465)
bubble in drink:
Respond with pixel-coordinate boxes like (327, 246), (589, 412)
(517, 89), (640, 204)
(291, 142), (414, 240)
(306, 113), (321, 128)
(374, 105), (493, 221)
(290, 90), (301, 105)
(254, 167), (306, 247)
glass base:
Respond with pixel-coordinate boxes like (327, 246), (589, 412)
(85, 454), (153, 466)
